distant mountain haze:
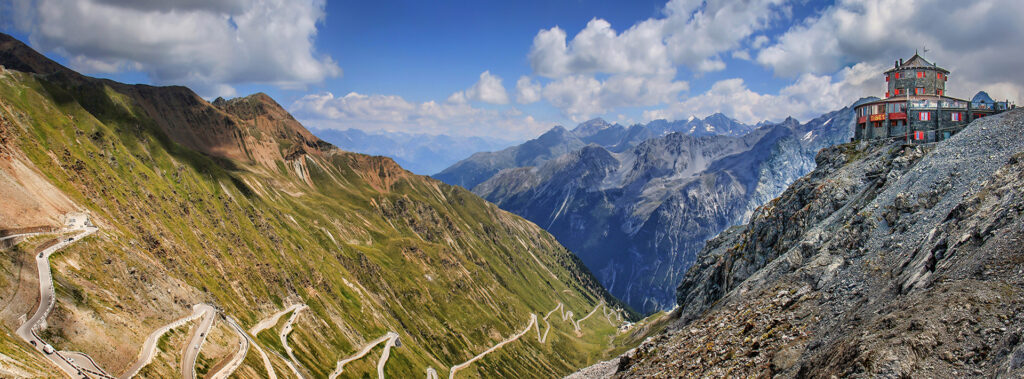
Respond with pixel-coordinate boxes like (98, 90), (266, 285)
(311, 128), (516, 175)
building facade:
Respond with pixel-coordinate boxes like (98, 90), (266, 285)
(854, 53), (1013, 143)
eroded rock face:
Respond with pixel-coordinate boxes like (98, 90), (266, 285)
(612, 108), (1024, 378)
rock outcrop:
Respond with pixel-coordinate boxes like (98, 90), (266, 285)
(610, 108), (1024, 377)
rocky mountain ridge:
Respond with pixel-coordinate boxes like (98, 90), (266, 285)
(605, 108), (1024, 377)
(434, 113), (760, 190)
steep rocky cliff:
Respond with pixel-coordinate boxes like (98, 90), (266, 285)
(610, 108), (1024, 377)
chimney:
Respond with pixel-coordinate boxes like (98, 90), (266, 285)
(895, 60), (898, 68)
(900, 58), (904, 66)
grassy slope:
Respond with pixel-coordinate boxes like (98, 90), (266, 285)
(0, 66), (636, 378)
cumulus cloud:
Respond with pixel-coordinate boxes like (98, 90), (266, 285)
(644, 62), (883, 124)
(529, 0), (788, 78)
(290, 92), (550, 139)
(448, 71), (510, 105)
(543, 74), (689, 121)
(757, 0), (1024, 102)
(515, 76), (542, 104)
(15, 0), (340, 97)
(529, 18), (674, 78)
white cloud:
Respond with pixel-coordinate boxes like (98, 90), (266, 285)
(528, 0), (789, 78)
(662, 0), (787, 73)
(751, 35), (770, 49)
(529, 18), (674, 78)
(542, 74), (688, 122)
(644, 62), (883, 124)
(290, 92), (550, 139)
(757, 0), (1024, 103)
(515, 76), (542, 104)
(17, 0), (340, 97)
(448, 70), (510, 105)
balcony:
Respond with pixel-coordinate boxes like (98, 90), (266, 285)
(908, 99), (967, 109)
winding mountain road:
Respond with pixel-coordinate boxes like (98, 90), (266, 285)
(14, 226), (109, 378)
(447, 314), (537, 379)
(279, 305), (308, 379)
(181, 304), (216, 379)
(119, 303), (210, 379)
(329, 331), (399, 379)
(249, 303), (306, 379)
(208, 315), (251, 379)
(9, 224), (622, 379)
(249, 304), (305, 336)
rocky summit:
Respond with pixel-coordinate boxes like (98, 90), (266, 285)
(591, 108), (1024, 378)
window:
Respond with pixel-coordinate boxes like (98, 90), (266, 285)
(886, 75), (890, 82)
(952, 112), (962, 121)
(919, 112), (931, 121)
(915, 87), (925, 95)
(937, 73), (944, 80)
(937, 89), (943, 96)
(895, 88), (904, 95)
(895, 72), (901, 79)
(917, 71), (926, 78)
(886, 91), (890, 97)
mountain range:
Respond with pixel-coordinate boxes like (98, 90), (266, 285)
(436, 107), (856, 313)
(0, 33), (642, 378)
(434, 114), (758, 190)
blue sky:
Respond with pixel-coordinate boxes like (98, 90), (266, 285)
(4, 0), (1023, 140)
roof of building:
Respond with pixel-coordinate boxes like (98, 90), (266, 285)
(884, 53), (950, 74)
(972, 91), (995, 104)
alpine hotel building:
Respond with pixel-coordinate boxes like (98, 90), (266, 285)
(854, 53), (1013, 142)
